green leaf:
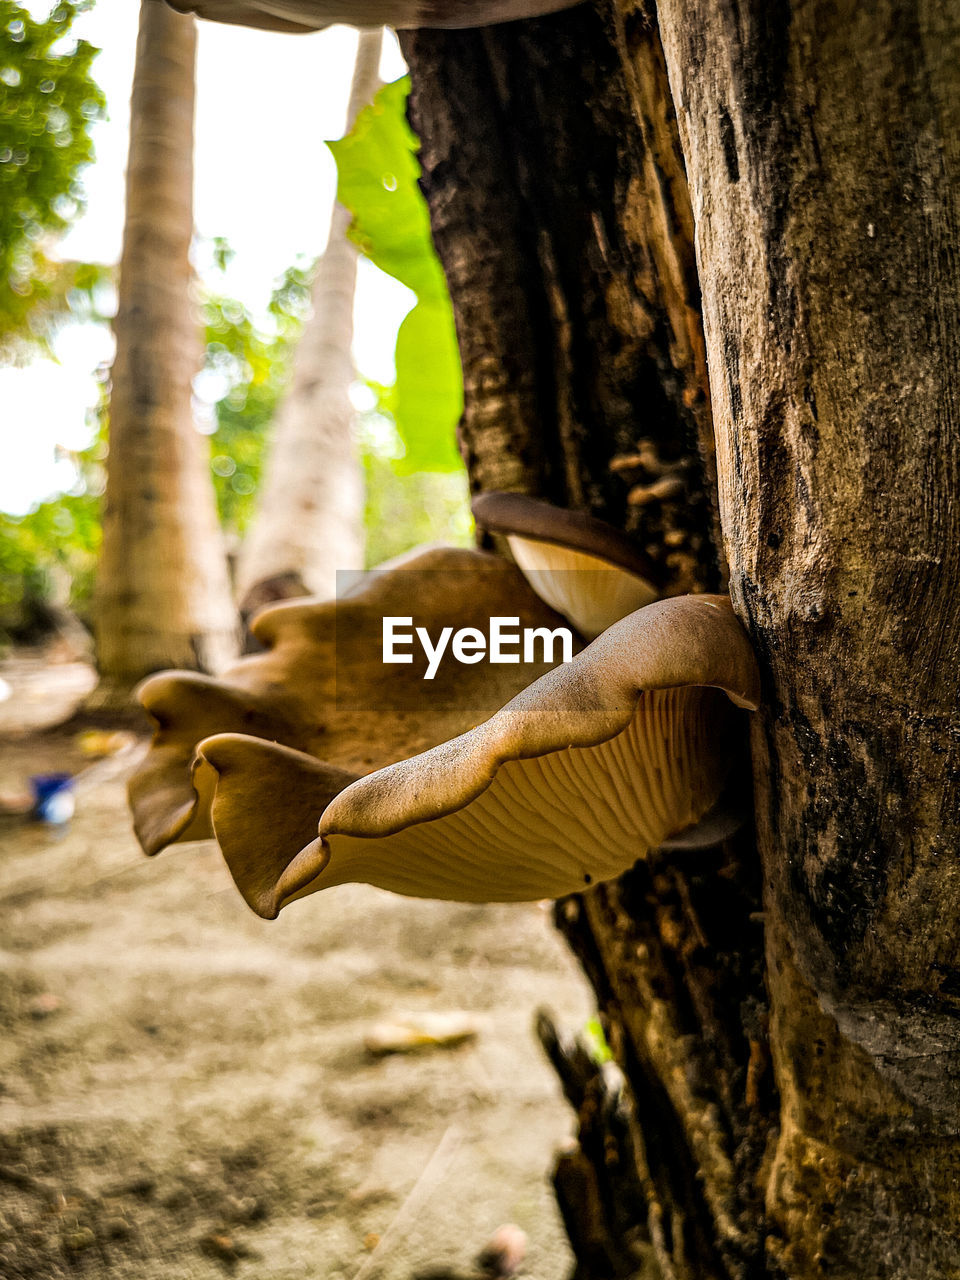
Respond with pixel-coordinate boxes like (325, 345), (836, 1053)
(393, 299), (462, 472)
(583, 1016), (613, 1065)
(328, 76), (463, 474)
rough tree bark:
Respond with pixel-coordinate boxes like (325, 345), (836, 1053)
(654, 2), (960, 1274)
(93, 0), (238, 704)
(234, 28), (382, 614)
(404, 1), (960, 1276)
(403, 10), (771, 1277)
(403, 9), (722, 592)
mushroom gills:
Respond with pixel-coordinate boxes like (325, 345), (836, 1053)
(506, 535), (657, 640)
(206, 685), (740, 917)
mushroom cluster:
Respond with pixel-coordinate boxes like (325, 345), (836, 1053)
(129, 544), (577, 857)
(201, 593), (758, 917)
(129, 520), (759, 918)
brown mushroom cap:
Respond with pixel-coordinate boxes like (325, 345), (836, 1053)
(472, 492), (661, 579)
(472, 492), (663, 640)
(129, 671), (300, 855)
(194, 735), (358, 915)
(199, 594), (759, 918)
(165, 0), (584, 32)
(128, 545), (579, 857)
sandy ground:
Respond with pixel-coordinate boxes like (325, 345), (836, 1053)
(0, 655), (595, 1280)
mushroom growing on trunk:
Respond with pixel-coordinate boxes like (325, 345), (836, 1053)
(472, 492), (665, 640)
(128, 545), (578, 856)
(198, 594), (759, 918)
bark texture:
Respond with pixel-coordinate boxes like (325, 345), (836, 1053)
(402, 4), (723, 595)
(407, 0), (960, 1275)
(404, 9), (775, 1278)
(94, 0), (238, 700)
(652, 1), (960, 1274)
(234, 28), (382, 613)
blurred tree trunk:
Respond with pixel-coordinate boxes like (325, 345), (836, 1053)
(403, 1), (960, 1276)
(234, 28), (382, 616)
(92, 0), (238, 706)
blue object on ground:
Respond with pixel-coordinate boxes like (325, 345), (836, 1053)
(30, 773), (76, 825)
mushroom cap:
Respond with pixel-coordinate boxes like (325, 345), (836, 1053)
(165, 0), (584, 31)
(129, 670), (300, 855)
(128, 545), (578, 857)
(472, 492), (660, 578)
(193, 735), (358, 914)
(472, 492), (663, 640)
(199, 594), (759, 917)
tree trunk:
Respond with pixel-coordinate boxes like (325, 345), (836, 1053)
(653, 2), (960, 1274)
(402, 11), (722, 592)
(93, 0), (238, 704)
(403, 12), (770, 1278)
(234, 28), (382, 614)
(404, 1), (960, 1276)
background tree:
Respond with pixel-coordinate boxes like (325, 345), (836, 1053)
(233, 28), (382, 612)
(201, 248), (313, 538)
(92, 0), (238, 705)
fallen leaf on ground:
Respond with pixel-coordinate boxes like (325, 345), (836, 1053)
(363, 1012), (485, 1056)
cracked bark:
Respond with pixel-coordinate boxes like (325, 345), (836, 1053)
(654, 0), (960, 1273)
(402, 3), (722, 595)
(406, 0), (960, 1274)
(404, 7), (772, 1278)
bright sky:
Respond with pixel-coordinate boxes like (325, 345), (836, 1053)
(1, 0), (412, 515)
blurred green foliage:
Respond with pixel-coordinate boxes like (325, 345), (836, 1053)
(201, 190), (470, 562)
(0, 0), (106, 357)
(202, 248), (313, 533)
(1, 70), (471, 643)
(0, 378), (105, 641)
(328, 76), (463, 475)
(358, 413), (471, 567)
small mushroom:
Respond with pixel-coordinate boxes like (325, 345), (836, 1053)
(128, 545), (577, 857)
(199, 594), (759, 918)
(164, 0), (584, 32)
(472, 491), (664, 640)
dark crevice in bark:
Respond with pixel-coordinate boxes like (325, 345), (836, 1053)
(401, 26), (568, 504)
(557, 836), (775, 1279)
(402, 6), (723, 593)
(537, 1011), (653, 1278)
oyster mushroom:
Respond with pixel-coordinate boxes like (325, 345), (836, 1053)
(199, 594), (759, 918)
(128, 545), (577, 857)
(189, 736), (359, 912)
(164, 0), (584, 32)
(472, 491), (664, 640)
